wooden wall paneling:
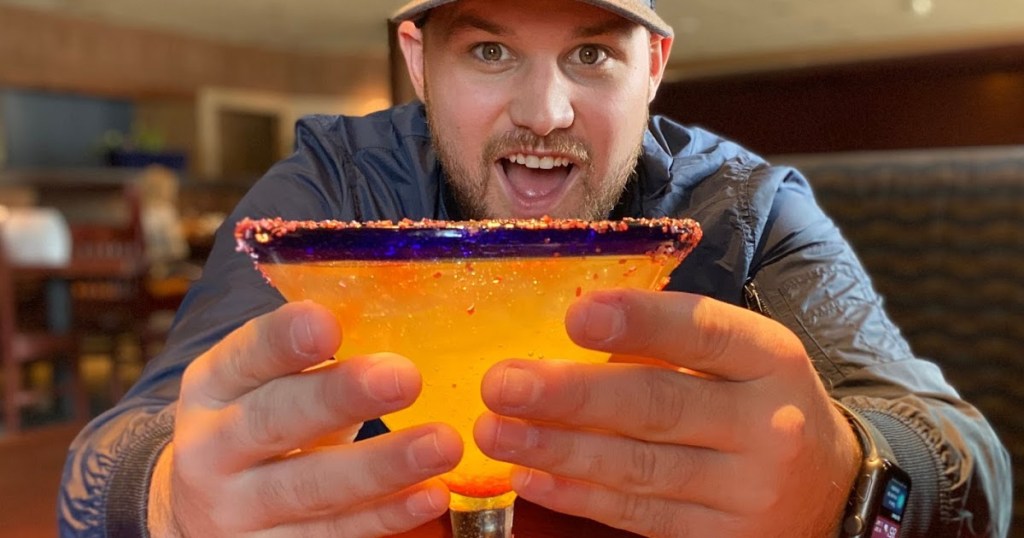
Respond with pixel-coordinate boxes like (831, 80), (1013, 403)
(0, 5), (388, 100)
(652, 46), (1024, 155)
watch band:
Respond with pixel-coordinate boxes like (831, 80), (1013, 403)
(834, 400), (911, 538)
(833, 400), (898, 464)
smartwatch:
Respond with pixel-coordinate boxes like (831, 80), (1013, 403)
(834, 401), (912, 538)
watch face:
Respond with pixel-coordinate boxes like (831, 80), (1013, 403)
(870, 473), (910, 538)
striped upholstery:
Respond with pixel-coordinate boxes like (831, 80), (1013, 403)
(776, 146), (1024, 536)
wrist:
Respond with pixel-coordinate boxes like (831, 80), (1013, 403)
(147, 443), (184, 538)
(825, 401), (865, 537)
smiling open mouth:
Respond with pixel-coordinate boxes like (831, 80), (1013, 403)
(498, 153), (578, 214)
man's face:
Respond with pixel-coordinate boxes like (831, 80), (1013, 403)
(410, 0), (670, 220)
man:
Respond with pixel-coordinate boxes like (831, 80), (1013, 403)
(60, 0), (1011, 536)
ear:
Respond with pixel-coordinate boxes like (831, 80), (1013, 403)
(647, 34), (674, 103)
(397, 20), (427, 102)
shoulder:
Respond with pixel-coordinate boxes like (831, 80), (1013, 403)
(266, 102), (442, 221)
(294, 101), (431, 157)
(641, 114), (806, 218)
(642, 115), (822, 299)
(644, 114), (759, 163)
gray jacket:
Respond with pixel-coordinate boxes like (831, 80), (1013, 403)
(59, 102), (1011, 537)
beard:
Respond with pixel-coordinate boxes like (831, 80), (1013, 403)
(424, 86), (646, 221)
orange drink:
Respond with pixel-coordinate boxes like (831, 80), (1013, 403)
(236, 217), (702, 532)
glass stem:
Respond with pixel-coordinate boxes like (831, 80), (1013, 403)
(450, 505), (514, 538)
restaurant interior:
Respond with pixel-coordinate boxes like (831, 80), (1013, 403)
(0, 0), (1022, 536)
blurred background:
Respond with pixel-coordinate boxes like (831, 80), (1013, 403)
(0, 0), (1021, 536)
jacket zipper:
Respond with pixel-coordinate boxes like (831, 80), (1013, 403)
(743, 279), (775, 319)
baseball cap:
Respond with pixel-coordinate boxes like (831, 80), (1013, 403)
(391, 0), (673, 37)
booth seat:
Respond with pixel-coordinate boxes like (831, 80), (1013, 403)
(776, 146), (1024, 534)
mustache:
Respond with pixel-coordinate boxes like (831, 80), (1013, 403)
(483, 130), (591, 166)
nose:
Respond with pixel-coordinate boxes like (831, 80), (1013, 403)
(508, 63), (575, 137)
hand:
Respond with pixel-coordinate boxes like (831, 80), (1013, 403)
(148, 301), (463, 537)
(475, 290), (861, 537)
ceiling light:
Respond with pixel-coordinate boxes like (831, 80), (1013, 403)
(910, 0), (934, 16)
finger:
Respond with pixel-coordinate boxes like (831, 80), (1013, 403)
(184, 301), (342, 405)
(249, 480), (451, 538)
(565, 290), (804, 382)
(227, 425), (461, 530)
(480, 359), (743, 447)
(510, 469), (744, 538)
(475, 413), (750, 509)
(184, 353), (422, 472)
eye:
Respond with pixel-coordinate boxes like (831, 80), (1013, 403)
(473, 42), (510, 62)
(573, 45), (608, 66)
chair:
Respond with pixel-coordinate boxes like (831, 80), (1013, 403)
(1, 222), (88, 435)
(11, 171), (191, 405)
(63, 183), (151, 401)
(64, 181), (188, 401)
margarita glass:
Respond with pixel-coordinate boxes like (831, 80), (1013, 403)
(235, 216), (702, 537)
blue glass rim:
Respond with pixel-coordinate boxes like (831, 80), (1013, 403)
(235, 217), (702, 263)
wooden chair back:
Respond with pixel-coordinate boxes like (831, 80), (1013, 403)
(0, 221), (87, 435)
(66, 194), (149, 334)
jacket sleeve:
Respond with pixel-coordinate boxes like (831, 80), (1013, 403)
(57, 119), (350, 537)
(745, 166), (1012, 537)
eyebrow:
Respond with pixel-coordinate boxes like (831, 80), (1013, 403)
(445, 14), (512, 37)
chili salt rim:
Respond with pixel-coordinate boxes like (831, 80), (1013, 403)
(235, 216), (702, 263)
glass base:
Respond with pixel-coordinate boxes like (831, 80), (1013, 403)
(449, 490), (517, 511)
(450, 504), (514, 538)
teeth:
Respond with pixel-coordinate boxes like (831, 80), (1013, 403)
(506, 154), (571, 169)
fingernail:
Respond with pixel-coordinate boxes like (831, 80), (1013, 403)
(406, 486), (445, 517)
(493, 418), (539, 456)
(500, 367), (541, 410)
(290, 313), (318, 356)
(409, 432), (453, 473)
(362, 360), (405, 403)
(583, 300), (625, 342)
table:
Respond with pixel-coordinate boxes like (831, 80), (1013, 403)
(11, 255), (149, 419)
(16, 256), (147, 329)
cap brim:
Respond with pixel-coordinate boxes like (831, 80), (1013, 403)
(391, 0), (458, 24)
(575, 0), (673, 37)
(391, 0), (673, 37)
